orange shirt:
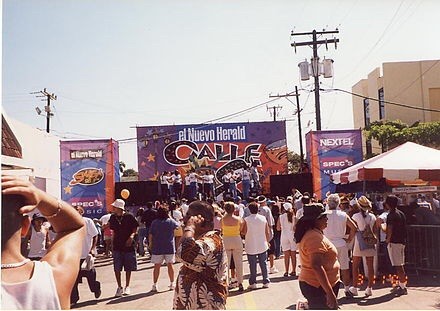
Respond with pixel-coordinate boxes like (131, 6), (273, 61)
(298, 229), (340, 288)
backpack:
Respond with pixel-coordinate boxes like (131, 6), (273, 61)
(358, 214), (377, 250)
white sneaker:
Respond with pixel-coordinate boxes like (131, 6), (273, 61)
(115, 287), (123, 297)
(263, 283), (270, 288)
(123, 286), (131, 295)
(269, 267), (279, 274)
(247, 283), (257, 290)
(365, 287), (373, 297)
(169, 282), (175, 290)
(349, 286), (358, 296)
(151, 284), (158, 292)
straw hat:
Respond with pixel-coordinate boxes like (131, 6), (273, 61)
(357, 196), (372, 211)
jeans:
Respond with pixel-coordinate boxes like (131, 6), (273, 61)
(242, 180), (250, 200)
(71, 259), (101, 304)
(247, 251), (270, 285)
(299, 281), (340, 310)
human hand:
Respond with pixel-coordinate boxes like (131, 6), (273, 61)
(186, 215), (204, 230)
(1, 175), (44, 215)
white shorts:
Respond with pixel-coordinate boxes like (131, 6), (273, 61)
(387, 243), (405, 266)
(281, 235), (297, 252)
(336, 245), (350, 270)
(151, 254), (175, 264)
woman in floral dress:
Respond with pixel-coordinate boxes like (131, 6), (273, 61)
(173, 201), (228, 310)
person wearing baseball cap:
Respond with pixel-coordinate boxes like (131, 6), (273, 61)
(294, 203), (339, 310)
(108, 199), (138, 297)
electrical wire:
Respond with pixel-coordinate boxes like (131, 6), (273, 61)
(323, 87), (440, 113)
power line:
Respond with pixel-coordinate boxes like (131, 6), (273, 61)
(323, 87), (440, 113)
(118, 96), (284, 143)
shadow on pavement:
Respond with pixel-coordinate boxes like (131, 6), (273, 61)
(106, 290), (168, 305)
(339, 292), (396, 307)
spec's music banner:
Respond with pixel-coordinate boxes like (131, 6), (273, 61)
(305, 129), (363, 200)
(136, 121), (288, 195)
(60, 139), (120, 218)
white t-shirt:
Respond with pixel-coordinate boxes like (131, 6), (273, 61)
(203, 174), (214, 184)
(172, 210), (183, 226)
(28, 226), (47, 258)
(180, 203), (189, 216)
(377, 211), (389, 242)
(189, 173), (198, 183)
(99, 213), (111, 225)
(241, 169), (251, 181)
(323, 210), (349, 248)
(244, 214), (268, 255)
(279, 213), (295, 237)
(82, 217), (99, 259)
(185, 175), (191, 186)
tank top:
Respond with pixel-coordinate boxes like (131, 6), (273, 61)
(221, 218), (241, 237)
(244, 214), (268, 255)
(1, 261), (61, 310)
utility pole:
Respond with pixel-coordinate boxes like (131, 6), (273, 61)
(31, 88), (57, 133)
(267, 105), (282, 121)
(291, 29), (339, 130)
(269, 87), (304, 166)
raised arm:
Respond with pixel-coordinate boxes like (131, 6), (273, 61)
(2, 175), (85, 309)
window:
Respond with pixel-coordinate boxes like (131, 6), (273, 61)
(378, 88), (385, 119)
(363, 98), (370, 126)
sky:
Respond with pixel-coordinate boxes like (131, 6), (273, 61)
(3, 0), (440, 170)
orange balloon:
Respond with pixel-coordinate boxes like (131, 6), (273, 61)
(121, 189), (130, 199)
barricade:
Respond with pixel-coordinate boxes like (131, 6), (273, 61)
(405, 225), (440, 273)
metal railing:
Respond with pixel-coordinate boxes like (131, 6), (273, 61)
(405, 225), (440, 273)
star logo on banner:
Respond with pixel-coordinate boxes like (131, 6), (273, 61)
(64, 185), (72, 194)
(147, 153), (156, 162)
(140, 161), (147, 167)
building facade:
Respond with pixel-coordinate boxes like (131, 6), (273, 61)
(352, 60), (440, 155)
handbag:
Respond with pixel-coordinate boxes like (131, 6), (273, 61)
(81, 254), (95, 271)
(357, 214), (377, 250)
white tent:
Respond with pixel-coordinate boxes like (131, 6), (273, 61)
(331, 142), (440, 185)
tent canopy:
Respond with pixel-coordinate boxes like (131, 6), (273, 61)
(331, 142), (440, 185)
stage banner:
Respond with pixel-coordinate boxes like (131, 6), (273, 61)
(306, 129), (363, 200)
(60, 139), (119, 218)
(136, 121), (288, 195)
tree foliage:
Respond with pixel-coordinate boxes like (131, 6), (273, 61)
(364, 120), (440, 151)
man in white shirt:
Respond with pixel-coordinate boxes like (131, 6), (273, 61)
(241, 202), (271, 289)
(323, 194), (357, 298)
(71, 206), (101, 306)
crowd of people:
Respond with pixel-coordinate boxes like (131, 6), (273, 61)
(3, 172), (438, 310)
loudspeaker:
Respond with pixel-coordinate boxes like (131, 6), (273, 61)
(270, 173), (313, 197)
(115, 181), (160, 206)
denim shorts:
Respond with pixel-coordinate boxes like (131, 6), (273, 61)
(113, 250), (137, 272)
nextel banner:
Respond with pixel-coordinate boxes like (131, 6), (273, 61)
(306, 129), (363, 199)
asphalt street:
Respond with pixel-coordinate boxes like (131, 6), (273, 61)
(73, 254), (440, 310)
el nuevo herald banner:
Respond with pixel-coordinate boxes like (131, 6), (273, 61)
(136, 121), (288, 195)
(306, 129), (363, 200)
(60, 139), (119, 218)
